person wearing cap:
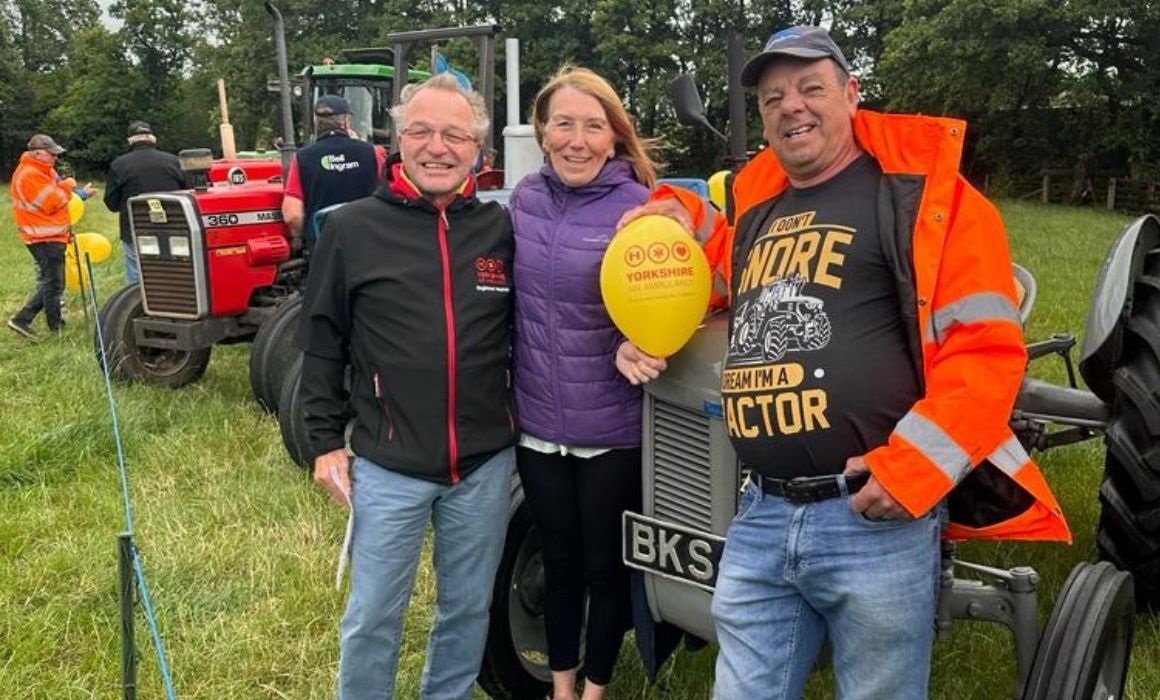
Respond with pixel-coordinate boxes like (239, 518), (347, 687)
(8, 134), (97, 337)
(103, 120), (187, 284)
(282, 94), (384, 251)
(621, 25), (1070, 699)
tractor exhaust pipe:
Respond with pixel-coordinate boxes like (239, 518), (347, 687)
(726, 31), (747, 171)
(265, 2), (297, 175)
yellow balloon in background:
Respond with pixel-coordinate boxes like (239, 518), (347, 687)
(76, 232), (113, 264)
(68, 193), (85, 225)
(708, 170), (729, 211)
(65, 248), (91, 292)
(600, 215), (711, 357)
(64, 232), (114, 292)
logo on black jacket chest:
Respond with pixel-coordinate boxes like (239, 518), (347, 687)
(475, 256), (510, 293)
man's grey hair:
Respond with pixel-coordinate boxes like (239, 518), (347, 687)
(390, 72), (491, 142)
(128, 133), (157, 145)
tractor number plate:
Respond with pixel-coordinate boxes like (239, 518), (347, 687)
(623, 511), (724, 592)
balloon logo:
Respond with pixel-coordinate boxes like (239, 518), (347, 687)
(600, 215), (711, 357)
(65, 232), (114, 292)
(708, 170), (729, 211)
(68, 193), (85, 226)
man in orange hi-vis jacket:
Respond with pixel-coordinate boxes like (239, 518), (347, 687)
(621, 26), (1070, 700)
(8, 134), (97, 337)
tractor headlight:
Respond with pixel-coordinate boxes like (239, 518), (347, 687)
(137, 235), (160, 256)
(168, 236), (191, 258)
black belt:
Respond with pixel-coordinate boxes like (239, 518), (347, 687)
(753, 471), (870, 503)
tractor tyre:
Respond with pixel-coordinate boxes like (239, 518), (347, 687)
(763, 325), (788, 362)
(248, 297), (303, 414)
(277, 356), (312, 469)
(94, 284), (211, 388)
(803, 313), (832, 350)
(1097, 285), (1160, 610)
(477, 481), (553, 700)
(1021, 561), (1134, 700)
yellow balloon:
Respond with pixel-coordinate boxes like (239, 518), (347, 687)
(64, 233), (114, 292)
(600, 215), (711, 357)
(708, 170), (729, 211)
(64, 247), (92, 293)
(68, 193), (85, 226)
(75, 232), (113, 264)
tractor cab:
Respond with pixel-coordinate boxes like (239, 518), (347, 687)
(298, 60), (431, 147)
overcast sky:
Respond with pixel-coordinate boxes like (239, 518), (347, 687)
(97, 0), (121, 29)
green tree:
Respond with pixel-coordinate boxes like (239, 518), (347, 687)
(40, 25), (139, 169)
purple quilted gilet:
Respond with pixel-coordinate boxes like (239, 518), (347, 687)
(511, 159), (650, 447)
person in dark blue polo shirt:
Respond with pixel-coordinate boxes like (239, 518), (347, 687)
(282, 95), (384, 251)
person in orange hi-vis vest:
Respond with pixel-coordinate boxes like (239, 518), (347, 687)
(619, 26), (1069, 700)
(8, 134), (97, 337)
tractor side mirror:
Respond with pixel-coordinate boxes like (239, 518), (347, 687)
(671, 74), (727, 142)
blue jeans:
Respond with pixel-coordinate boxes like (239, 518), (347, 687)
(338, 448), (513, 700)
(711, 478), (943, 700)
(124, 241), (140, 285)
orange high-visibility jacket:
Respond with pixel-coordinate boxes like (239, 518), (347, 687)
(11, 152), (73, 245)
(658, 110), (1070, 543)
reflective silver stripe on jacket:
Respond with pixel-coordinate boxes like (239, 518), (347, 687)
(925, 292), (1022, 345)
(895, 410), (971, 484)
(19, 223), (70, 236)
(29, 182), (62, 210)
(693, 197), (716, 243)
(986, 435), (1029, 476)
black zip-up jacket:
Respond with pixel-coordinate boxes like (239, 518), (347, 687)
(103, 143), (187, 243)
(297, 161), (515, 484)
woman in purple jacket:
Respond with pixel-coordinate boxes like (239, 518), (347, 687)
(510, 66), (667, 700)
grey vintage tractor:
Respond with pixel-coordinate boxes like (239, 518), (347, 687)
(477, 213), (1158, 700)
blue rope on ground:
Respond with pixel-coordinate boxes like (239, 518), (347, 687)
(86, 256), (179, 700)
(133, 546), (180, 698)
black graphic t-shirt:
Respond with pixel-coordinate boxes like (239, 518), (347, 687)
(723, 155), (921, 479)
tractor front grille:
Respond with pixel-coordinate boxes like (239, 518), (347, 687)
(128, 194), (207, 319)
(651, 400), (714, 531)
(139, 258), (197, 316)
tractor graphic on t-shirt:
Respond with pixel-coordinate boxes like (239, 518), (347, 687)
(729, 273), (833, 363)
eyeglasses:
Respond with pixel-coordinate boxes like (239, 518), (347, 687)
(400, 125), (477, 147)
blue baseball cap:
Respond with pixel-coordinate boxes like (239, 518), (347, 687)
(740, 26), (851, 87)
(314, 94), (351, 116)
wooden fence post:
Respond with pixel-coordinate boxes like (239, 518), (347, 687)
(1107, 178), (1117, 210)
(1042, 173), (1050, 204)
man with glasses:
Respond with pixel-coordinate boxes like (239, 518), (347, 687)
(282, 94), (383, 252)
(297, 73), (515, 700)
(8, 134), (97, 337)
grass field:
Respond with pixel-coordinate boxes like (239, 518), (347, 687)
(1, 190), (1157, 699)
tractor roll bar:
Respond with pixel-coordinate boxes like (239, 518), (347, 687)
(386, 25), (500, 155)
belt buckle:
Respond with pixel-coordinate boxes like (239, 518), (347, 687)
(784, 476), (836, 503)
(783, 478), (817, 503)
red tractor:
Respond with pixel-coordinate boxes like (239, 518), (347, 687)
(95, 4), (503, 396)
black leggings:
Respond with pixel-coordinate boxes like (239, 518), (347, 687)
(516, 445), (642, 686)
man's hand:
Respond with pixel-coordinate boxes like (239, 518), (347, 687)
(81, 182), (99, 198)
(314, 448), (352, 508)
(616, 341), (668, 385)
(845, 455), (913, 520)
(617, 197), (695, 234)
